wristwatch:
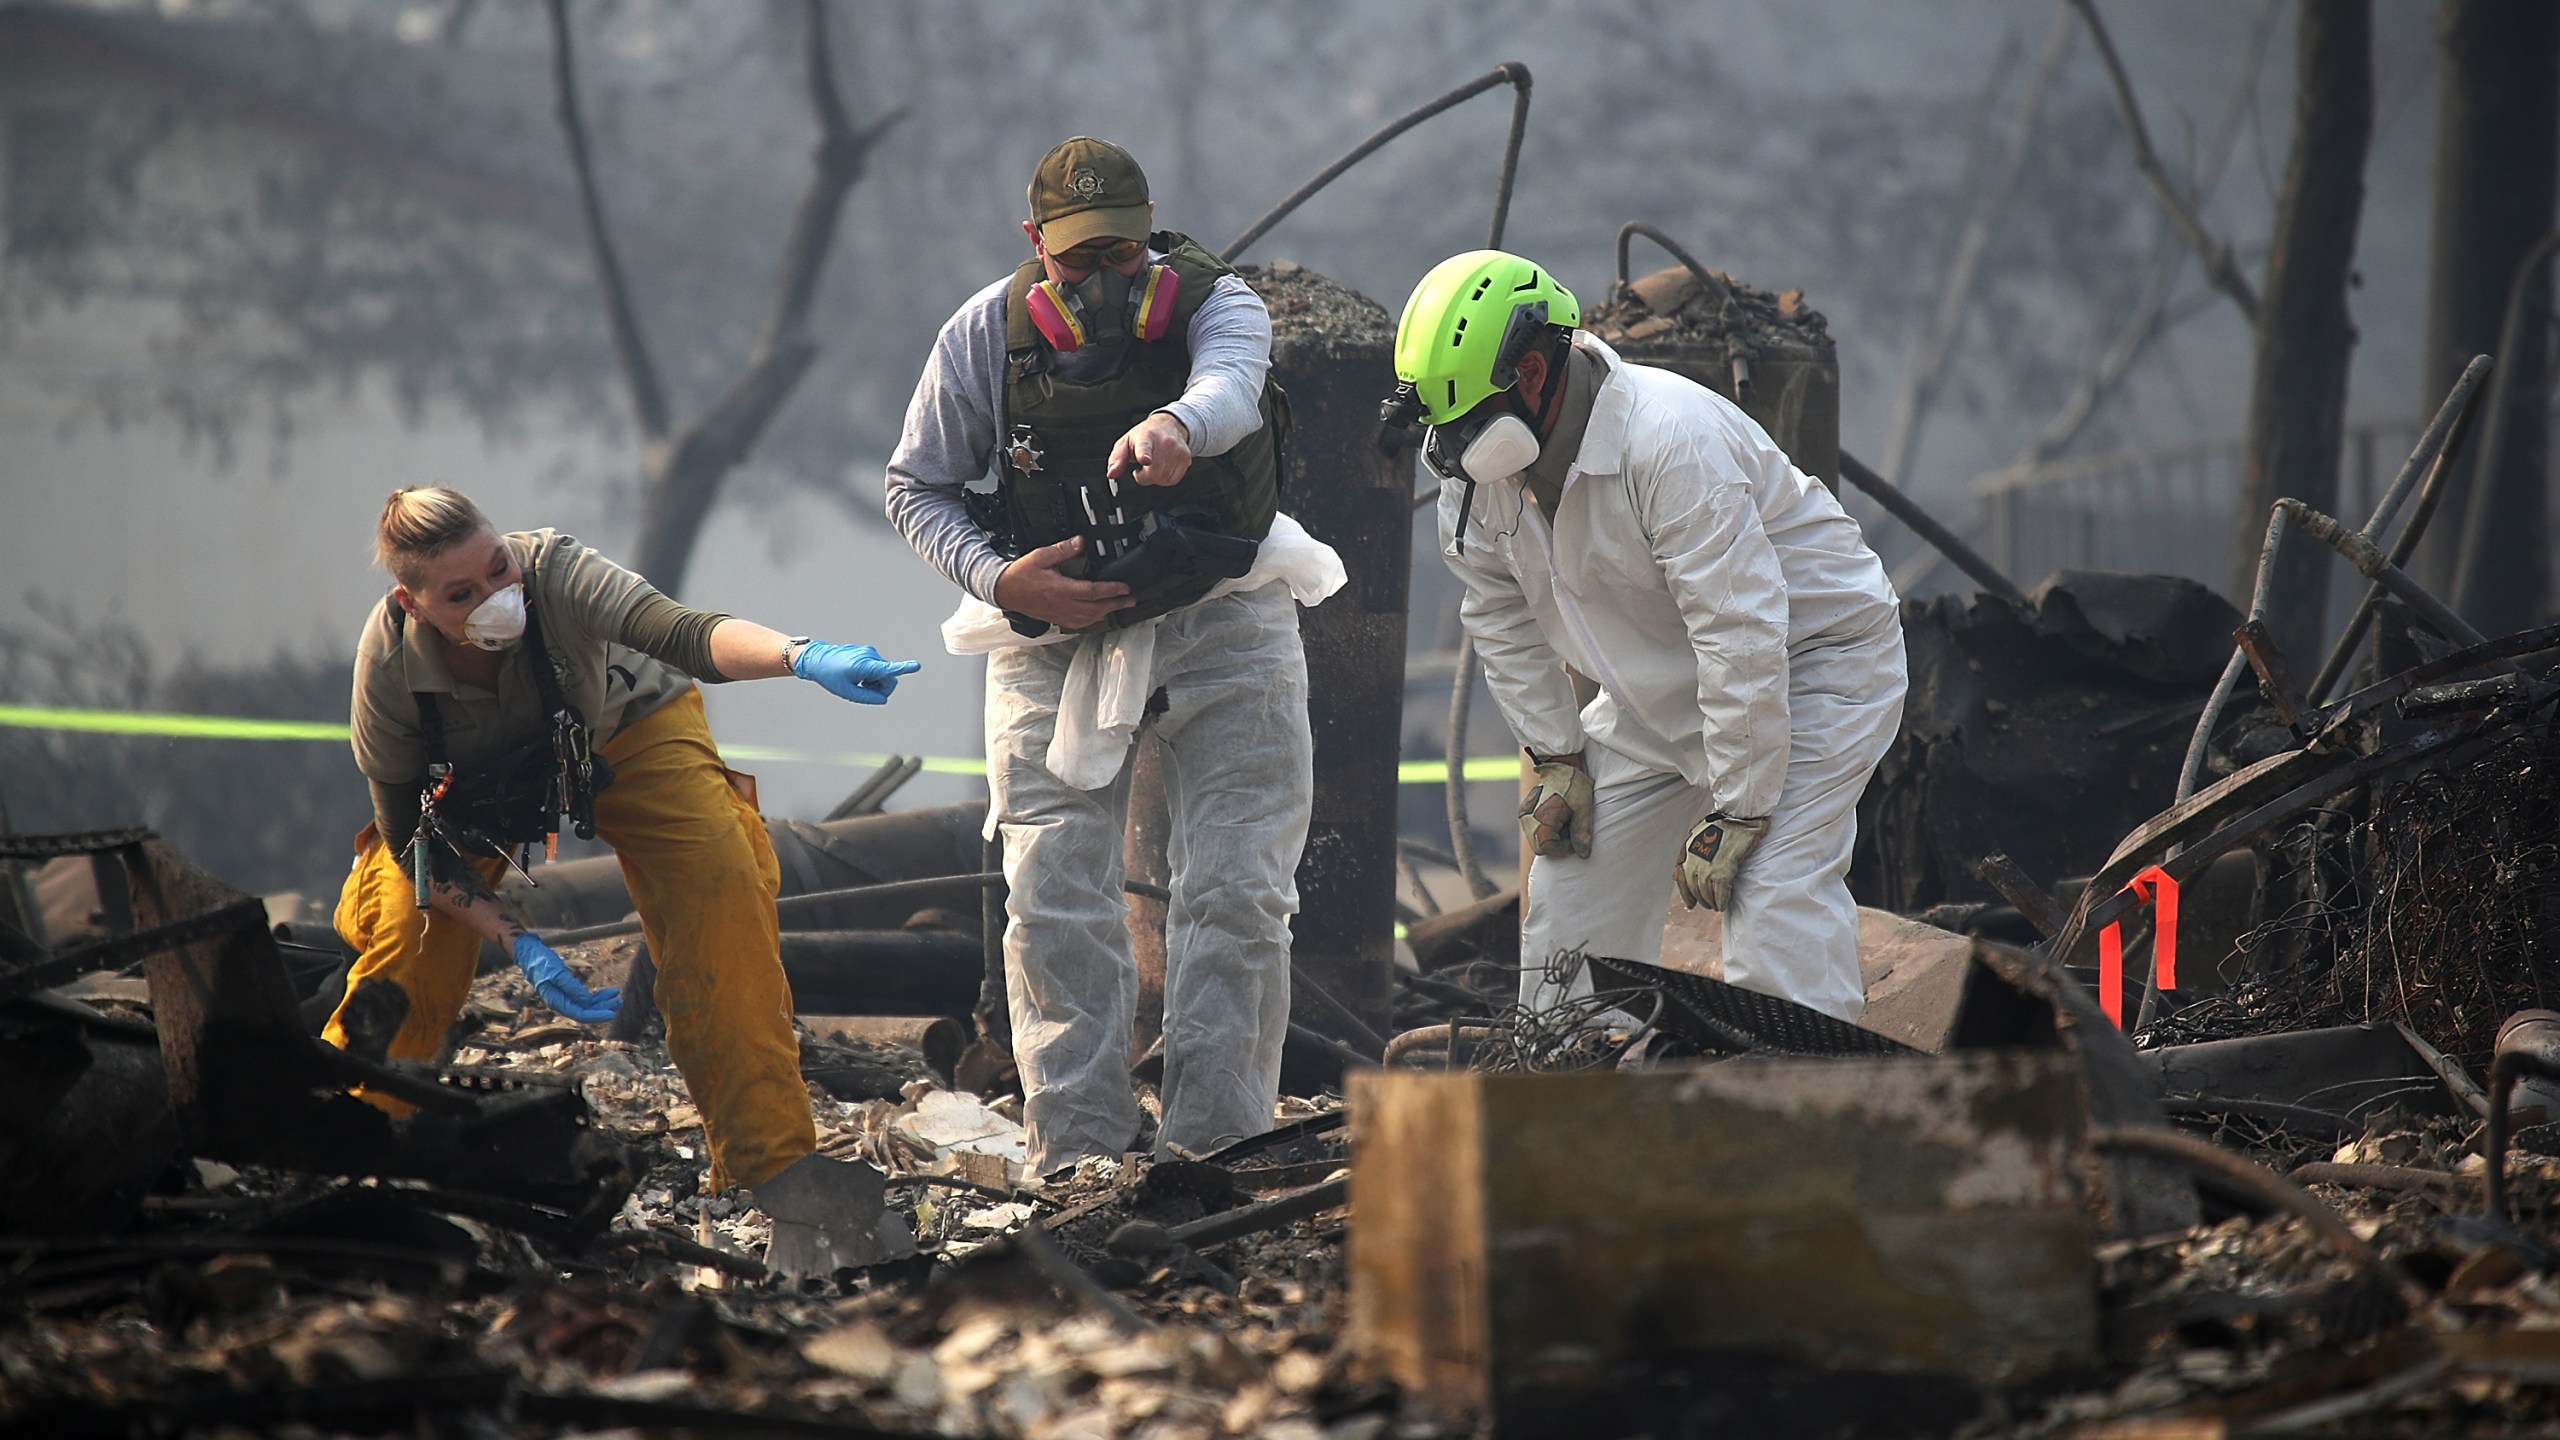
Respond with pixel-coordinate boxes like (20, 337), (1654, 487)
(780, 635), (814, 672)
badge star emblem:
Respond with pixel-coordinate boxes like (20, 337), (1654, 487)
(1006, 429), (1045, 474)
(1067, 167), (1104, 199)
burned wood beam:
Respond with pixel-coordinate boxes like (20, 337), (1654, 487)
(591, 1227), (768, 1281)
(0, 897), (268, 1005)
(2236, 617), (2312, 733)
(1171, 1176), (1347, 1251)
(1966, 854), (2068, 938)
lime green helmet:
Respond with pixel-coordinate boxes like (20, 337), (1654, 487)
(1393, 250), (1581, 426)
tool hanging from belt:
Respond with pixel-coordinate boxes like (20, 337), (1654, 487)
(392, 555), (614, 909)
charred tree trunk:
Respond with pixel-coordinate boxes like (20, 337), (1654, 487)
(2418, 0), (2560, 628)
(547, 0), (902, 597)
(2229, 1), (2372, 665)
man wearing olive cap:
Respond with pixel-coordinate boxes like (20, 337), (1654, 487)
(884, 138), (1343, 1174)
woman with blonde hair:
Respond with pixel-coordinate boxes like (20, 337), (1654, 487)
(334, 486), (917, 1274)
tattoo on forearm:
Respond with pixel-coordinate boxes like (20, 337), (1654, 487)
(430, 867), (528, 943)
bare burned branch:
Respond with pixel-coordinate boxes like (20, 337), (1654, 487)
(2067, 0), (2262, 324)
(545, 0), (670, 441)
(548, 0), (900, 594)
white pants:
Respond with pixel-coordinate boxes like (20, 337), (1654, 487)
(1521, 623), (1908, 1024)
(987, 585), (1313, 1173)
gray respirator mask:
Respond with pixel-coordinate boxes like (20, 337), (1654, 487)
(1067, 266), (1138, 344)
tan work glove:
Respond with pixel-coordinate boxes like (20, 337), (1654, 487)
(1519, 751), (1596, 859)
(1674, 811), (1769, 911)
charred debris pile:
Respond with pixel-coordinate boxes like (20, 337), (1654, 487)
(8, 312), (2560, 1436)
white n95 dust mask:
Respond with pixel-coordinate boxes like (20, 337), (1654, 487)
(461, 583), (527, 651)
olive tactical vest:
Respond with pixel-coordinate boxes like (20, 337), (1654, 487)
(998, 231), (1284, 629)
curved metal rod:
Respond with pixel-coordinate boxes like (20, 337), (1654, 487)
(2371, 354), (2495, 558)
(1221, 63), (1534, 263)
(2089, 1126), (2425, 1310)
(1611, 220), (1735, 311)
(2184, 385), (2494, 810)
(2308, 354), (2496, 702)
(2449, 229), (2560, 616)
(1838, 452), (2027, 606)
(2176, 498), (2295, 807)
(1445, 633), (1497, 900)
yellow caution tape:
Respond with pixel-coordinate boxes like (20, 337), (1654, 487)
(716, 743), (988, 778)
(0, 703), (353, 742)
(0, 703), (1527, 784)
(1404, 756), (1523, 784)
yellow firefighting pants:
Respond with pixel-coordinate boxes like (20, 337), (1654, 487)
(326, 687), (815, 1190)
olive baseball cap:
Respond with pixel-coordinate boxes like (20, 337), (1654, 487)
(1028, 137), (1152, 252)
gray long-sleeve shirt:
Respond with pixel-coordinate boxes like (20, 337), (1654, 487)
(883, 261), (1274, 604)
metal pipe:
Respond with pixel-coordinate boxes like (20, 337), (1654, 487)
(1383, 1022), (1504, 1067)
(2309, 355), (2496, 701)
(1221, 63), (1533, 263)
(541, 872), (1004, 946)
(777, 930), (985, 1016)
(1445, 634), (1496, 900)
(2372, 354), (2495, 555)
(1286, 1020), (1373, 1072)
(2279, 499), (2489, 650)
(2183, 489), (2491, 811)
(2135, 494), (2511, 1026)
(1484, 65), (1532, 250)
(2484, 1009), (2560, 1221)
(1837, 451), (2028, 606)
(541, 871), (1181, 947)
(2451, 232), (2560, 619)
(1611, 220), (1736, 311)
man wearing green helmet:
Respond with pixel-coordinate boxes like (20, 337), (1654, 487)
(1390, 249), (1906, 1024)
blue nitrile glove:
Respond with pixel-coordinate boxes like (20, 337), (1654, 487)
(512, 933), (621, 1024)
(792, 641), (921, 705)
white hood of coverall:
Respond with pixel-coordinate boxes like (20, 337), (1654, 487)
(1440, 333), (1900, 818)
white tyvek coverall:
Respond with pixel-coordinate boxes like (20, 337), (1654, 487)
(888, 260), (1337, 1174)
(980, 585), (1315, 1171)
(1441, 334), (1906, 1023)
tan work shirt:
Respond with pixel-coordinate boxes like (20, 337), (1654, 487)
(350, 531), (712, 823)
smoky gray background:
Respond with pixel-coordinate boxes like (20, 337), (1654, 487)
(0, 0), (2457, 889)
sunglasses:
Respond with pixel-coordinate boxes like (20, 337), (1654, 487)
(1051, 236), (1148, 270)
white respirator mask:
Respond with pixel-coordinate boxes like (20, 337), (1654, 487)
(1450, 412), (1541, 485)
(461, 583), (527, 651)
(1425, 407), (1544, 557)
